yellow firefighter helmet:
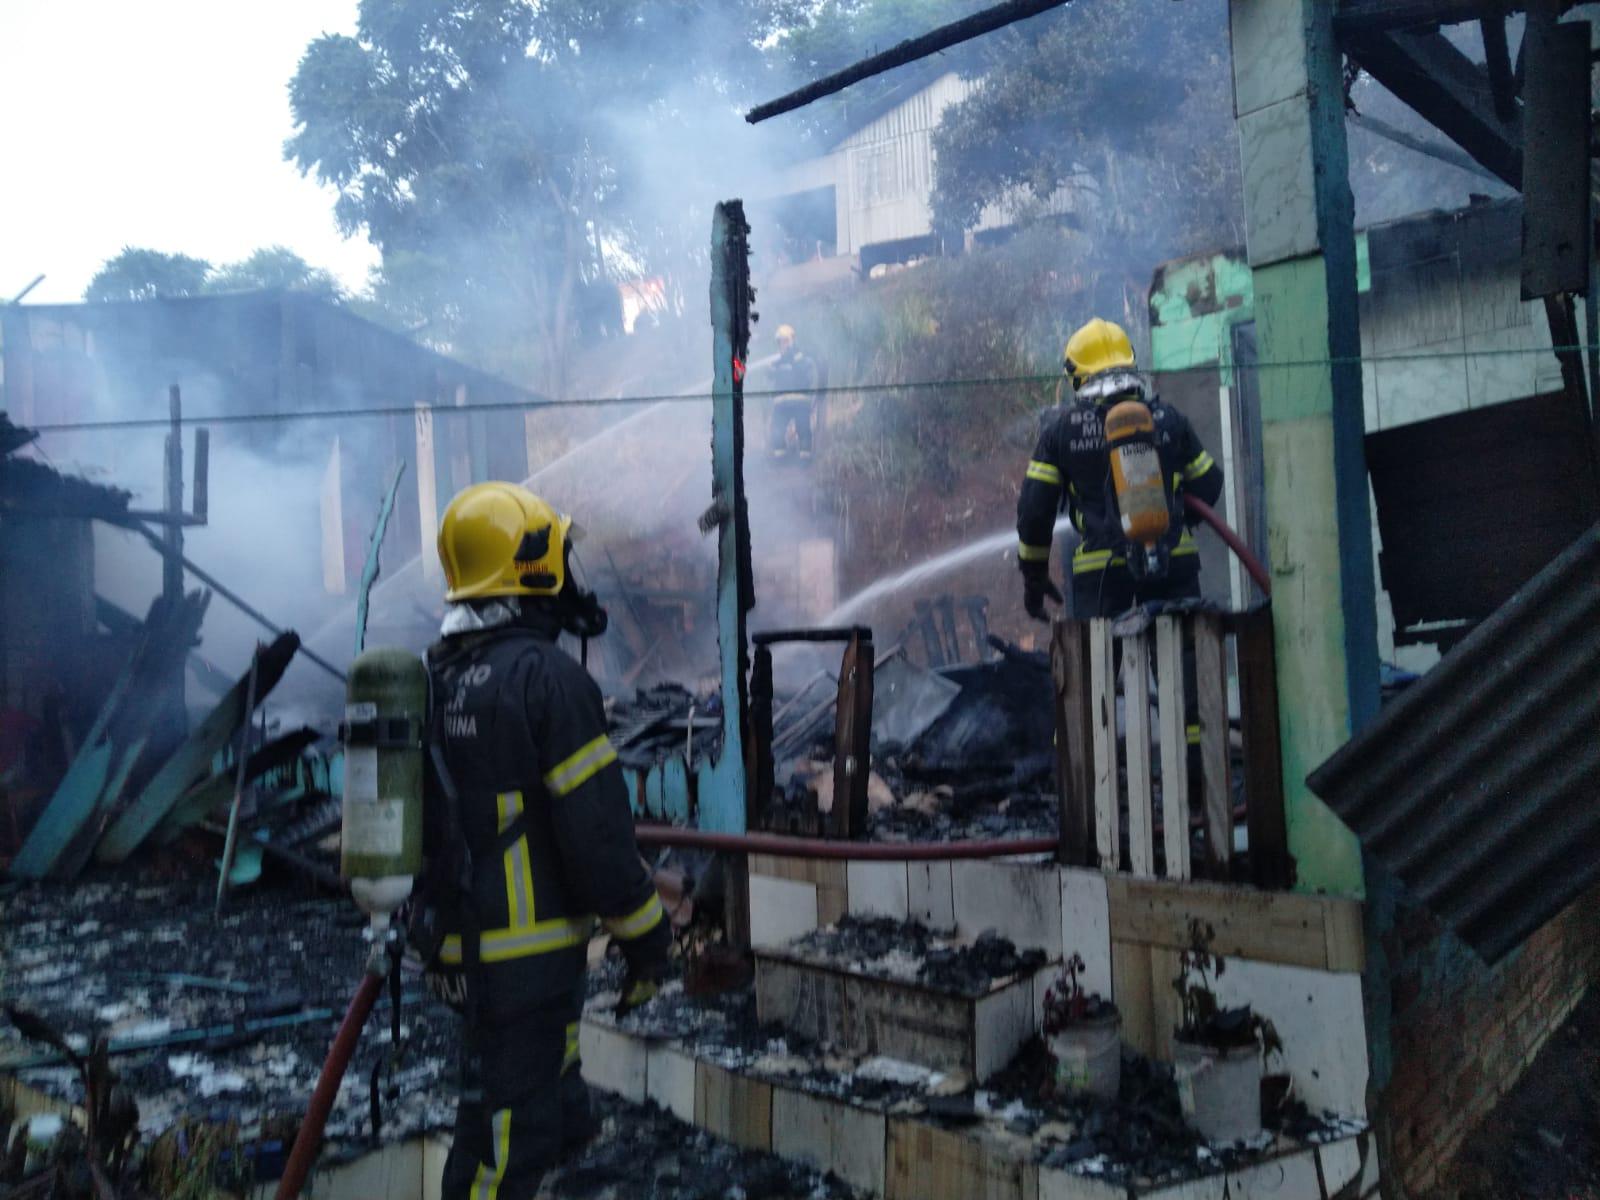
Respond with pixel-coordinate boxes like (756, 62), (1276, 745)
(437, 482), (572, 602)
(1063, 318), (1137, 389)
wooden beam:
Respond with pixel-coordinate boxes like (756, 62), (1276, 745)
(96, 632), (300, 864)
(1346, 111), (1501, 182)
(1154, 617), (1190, 881)
(1232, 608), (1293, 891)
(1335, 1), (1538, 35)
(747, 0), (1070, 124)
(1520, 6), (1593, 300)
(1193, 613), (1232, 879)
(1345, 28), (1522, 188)
(1051, 619), (1096, 867)
(1106, 874), (1366, 973)
(1123, 632), (1155, 878)
(1088, 620), (1119, 871)
(10, 592), (211, 880)
(1480, 13), (1517, 123)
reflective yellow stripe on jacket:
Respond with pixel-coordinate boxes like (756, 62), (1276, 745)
(438, 737), (625, 967)
(438, 786), (591, 965)
(604, 892), (665, 941)
(1025, 459), (1062, 486)
(1018, 540), (1052, 562)
(1073, 531), (1196, 574)
(543, 734), (617, 797)
(1183, 450), (1215, 481)
(1071, 546), (1125, 574)
(499, 791), (532, 928)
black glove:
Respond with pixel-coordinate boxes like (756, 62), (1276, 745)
(615, 916), (671, 1018)
(1021, 562), (1064, 622)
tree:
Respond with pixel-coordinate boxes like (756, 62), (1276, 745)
(929, 0), (1244, 319)
(85, 248), (211, 303)
(286, 0), (797, 394)
(206, 246), (342, 299)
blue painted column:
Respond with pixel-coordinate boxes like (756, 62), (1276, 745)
(695, 200), (755, 832)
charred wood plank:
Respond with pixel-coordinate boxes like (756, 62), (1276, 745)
(1050, 619), (1095, 867)
(1231, 608), (1293, 891)
(96, 632), (299, 864)
(10, 591), (210, 880)
(746, 0), (1071, 124)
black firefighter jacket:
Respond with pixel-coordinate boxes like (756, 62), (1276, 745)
(1016, 392), (1224, 582)
(426, 621), (665, 1026)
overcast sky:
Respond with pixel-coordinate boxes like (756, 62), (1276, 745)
(0, 1), (377, 305)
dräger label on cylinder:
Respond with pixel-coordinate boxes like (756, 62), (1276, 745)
(343, 702), (404, 857)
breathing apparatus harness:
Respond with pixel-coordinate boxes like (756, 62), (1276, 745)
(1081, 368), (1175, 585)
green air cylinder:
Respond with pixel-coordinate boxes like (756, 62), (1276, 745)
(341, 648), (427, 925)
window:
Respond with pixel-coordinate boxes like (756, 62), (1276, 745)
(853, 145), (900, 208)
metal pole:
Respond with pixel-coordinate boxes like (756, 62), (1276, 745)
(215, 645), (262, 917)
(164, 386), (185, 602)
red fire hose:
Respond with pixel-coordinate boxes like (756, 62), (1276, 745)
(1182, 494), (1271, 597)
(635, 824), (1057, 860)
(274, 969), (385, 1200)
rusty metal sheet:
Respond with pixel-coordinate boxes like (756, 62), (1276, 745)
(1308, 522), (1600, 963)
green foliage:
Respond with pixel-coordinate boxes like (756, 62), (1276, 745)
(930, 0), (1243, 272)
(86, 245), (344, 305)
(781, 224), (1085, 511)
(85, 248), (211, 302)
(205, 246), (342, 299)
(285, 0), (797, 391)
(1172, 918), (1283, 1061)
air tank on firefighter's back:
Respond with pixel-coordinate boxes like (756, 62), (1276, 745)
(340, 648), (427, 939)
(1104, 398), (1171, 579)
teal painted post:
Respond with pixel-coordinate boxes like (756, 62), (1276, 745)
(1230, 0), (1379, 896)
(694, 201), (754, 832)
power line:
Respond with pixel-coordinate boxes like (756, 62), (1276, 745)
(19, 345), (1600, 435)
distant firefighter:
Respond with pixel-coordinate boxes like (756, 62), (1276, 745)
(768, 322), (820, 458)
(1016, 317), (1224, 622)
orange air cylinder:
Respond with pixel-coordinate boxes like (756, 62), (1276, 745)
(1104, 398), (1170, 551)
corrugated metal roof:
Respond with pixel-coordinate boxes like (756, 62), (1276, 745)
(1307, 521), (1600, 964)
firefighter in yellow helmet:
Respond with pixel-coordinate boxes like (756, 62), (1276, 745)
(1016, 318), (1223, 620)
(769, 322), (820, 457)
(418, 482), (668, 1198)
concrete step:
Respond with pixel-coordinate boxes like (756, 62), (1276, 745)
(754, 940), (1053, 1082)
(578, 997), (1378, 1200)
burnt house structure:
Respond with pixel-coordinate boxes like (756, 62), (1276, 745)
(0, 291), (542, 601)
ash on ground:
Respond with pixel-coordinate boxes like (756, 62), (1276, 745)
(1450, 986), (1600, 1200)
(590, 972), (1365, 1192)
(540, 1090), (857, 1199)
(866, 788), (1057, 844)
(0, 877), (458, 1156)
(784, 916), (1048, 996)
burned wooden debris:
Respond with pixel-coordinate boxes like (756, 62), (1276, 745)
(0, 880), (459, 1192)
(784, 916), (1048, 997)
